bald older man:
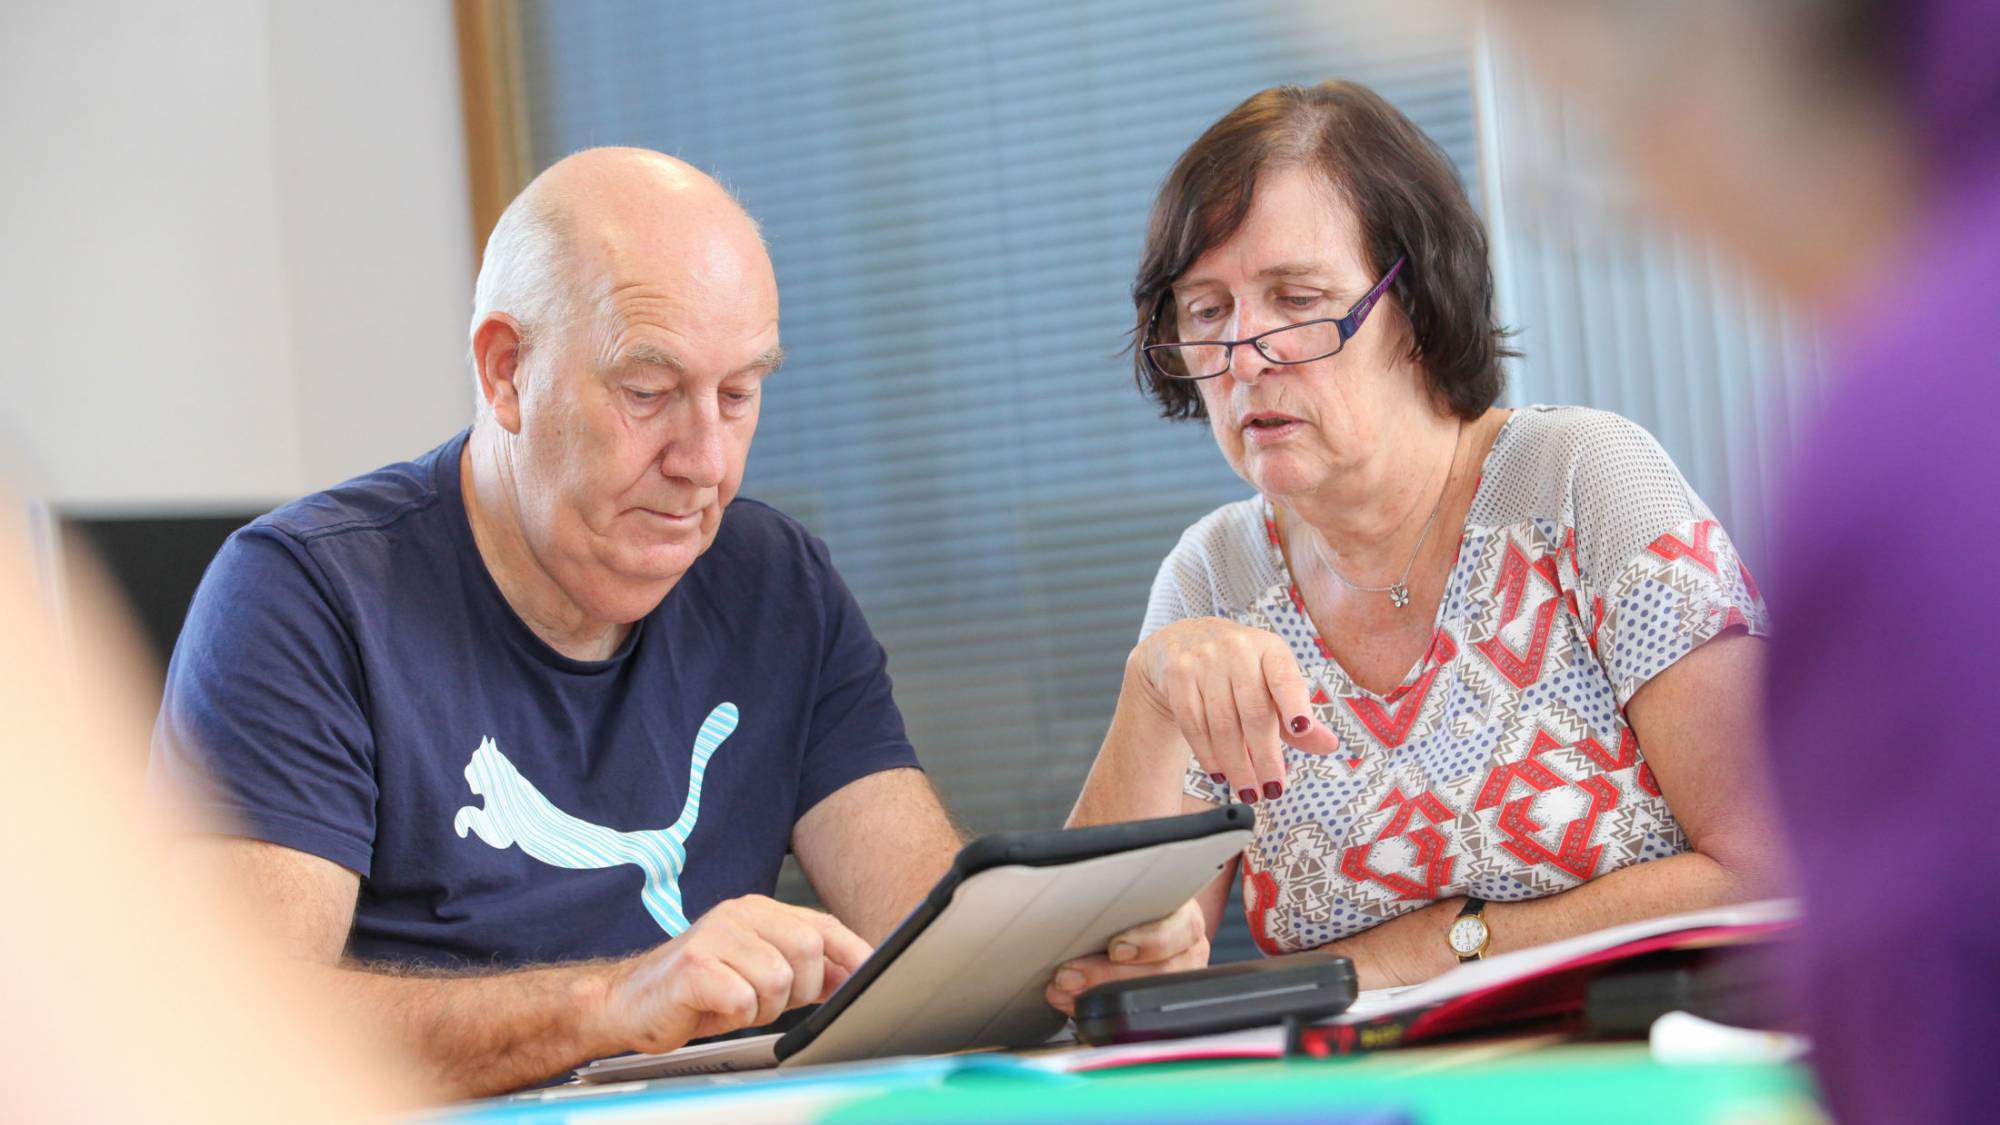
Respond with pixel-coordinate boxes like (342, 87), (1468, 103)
(151, 150), (1210, 1098)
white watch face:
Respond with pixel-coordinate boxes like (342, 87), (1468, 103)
(1448, 915), (1489, 956)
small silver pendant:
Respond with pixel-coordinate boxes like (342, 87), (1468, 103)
(1389, 583), (1411, 608)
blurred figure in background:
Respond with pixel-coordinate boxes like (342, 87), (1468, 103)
(1489, 0), (2000, 1120)
(0, 503), (407, 1120)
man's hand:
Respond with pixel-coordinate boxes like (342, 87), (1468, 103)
(1043, 899), (1209, 1017)
(588, 896), (873, 1055)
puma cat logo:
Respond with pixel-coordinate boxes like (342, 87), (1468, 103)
(453, 702), (738, 934)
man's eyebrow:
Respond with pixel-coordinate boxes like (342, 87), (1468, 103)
(614, 342), (784, 377)
(616, 343), (687, 372)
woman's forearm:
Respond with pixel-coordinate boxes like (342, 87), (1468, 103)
(1069, 668), (1191, 827)
(1328, 849), (1764, 988)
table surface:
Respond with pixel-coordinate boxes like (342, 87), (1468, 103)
(826, 1046), (1817, 1124)
(433, 1035), (1821, 1124)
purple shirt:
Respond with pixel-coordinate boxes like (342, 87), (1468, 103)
(1765, 3), (2000, 1119)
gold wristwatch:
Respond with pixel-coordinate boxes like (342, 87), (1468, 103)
(1446, 897), (1490, 962)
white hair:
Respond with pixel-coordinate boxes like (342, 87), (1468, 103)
(467, 191), (579, 416)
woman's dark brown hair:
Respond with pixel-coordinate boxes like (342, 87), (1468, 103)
(1133, 80), (1514, 421)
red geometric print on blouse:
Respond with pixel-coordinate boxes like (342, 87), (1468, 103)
(1646, 519), (1721, 574)
(1337, 787), (1458, 900)
(1347, 649), (1448, 748)
(1475, 728), (1640, 880)
(1244, 867), (1284, 957)
(1170, 408), (1772, 954)
(1473, 538), (1564, 690)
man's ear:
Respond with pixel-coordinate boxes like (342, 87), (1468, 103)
(471, 314), (528, 434)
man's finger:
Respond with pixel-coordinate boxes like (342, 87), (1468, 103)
(655, 958), (760, 1049)
(800, 909), (874, 975)
(718, 939), (796, 1029)
(752, 906), (827, 965)
(784, 949), (825, 1012)
(817, 959), (854, 1002)
(761, 915), (833, 1011)
(747, 911), (830, 1013)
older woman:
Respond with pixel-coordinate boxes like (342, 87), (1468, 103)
(1050, 81), (1781, 1009)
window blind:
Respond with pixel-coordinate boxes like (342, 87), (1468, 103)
(515, 0), (1483, 963)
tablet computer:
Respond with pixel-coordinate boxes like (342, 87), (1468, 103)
(574, 805), (1252, 1082)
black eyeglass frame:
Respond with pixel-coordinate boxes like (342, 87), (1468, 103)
(1141, 254), (1409, 381)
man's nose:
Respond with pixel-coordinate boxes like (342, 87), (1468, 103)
(659, 400), (727, 489)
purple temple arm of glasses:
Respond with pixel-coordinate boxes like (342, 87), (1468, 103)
(1335, 254), (1407, 339)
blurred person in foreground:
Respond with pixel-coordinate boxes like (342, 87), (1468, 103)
(0, 502), (408, 1121)
(1488, 0), (2000, 1120)
(149, 147), (1208, 1097)
(1055, 81), (1784, 1012)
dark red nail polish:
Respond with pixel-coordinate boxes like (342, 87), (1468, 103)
(1209, 772), (1228, 784)
(1238, 787), (1260, 804)
(1263, 781), (1283, 800)
(1290, 716), (1310, 734)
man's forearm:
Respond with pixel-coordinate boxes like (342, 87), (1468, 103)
(320, 957), (621, 1099)
(793, 768), (967, 945)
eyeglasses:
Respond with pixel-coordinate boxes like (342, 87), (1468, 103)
(1142, 255), (1407, 381)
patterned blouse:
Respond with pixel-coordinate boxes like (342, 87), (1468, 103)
(1149, 406), (1768, 955)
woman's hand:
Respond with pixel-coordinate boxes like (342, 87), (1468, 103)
(1126, 617), (1341, 803)
(1043, 899), (1210, 1017)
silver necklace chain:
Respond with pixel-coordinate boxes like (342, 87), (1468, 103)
(1304, 420), (1464, 610)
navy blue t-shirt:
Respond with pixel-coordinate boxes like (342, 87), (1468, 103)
(152, 431), (920, 968)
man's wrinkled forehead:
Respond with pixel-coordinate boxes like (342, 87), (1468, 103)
(564, 222), (775, 355)
(587, 206), (776, 307)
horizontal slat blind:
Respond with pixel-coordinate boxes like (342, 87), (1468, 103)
(516, 0), (1480, 962)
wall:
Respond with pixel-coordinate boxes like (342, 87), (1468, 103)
(0, 0), (475, 511)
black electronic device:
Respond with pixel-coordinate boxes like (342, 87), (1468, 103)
(1073, 949), (1358, 1045)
